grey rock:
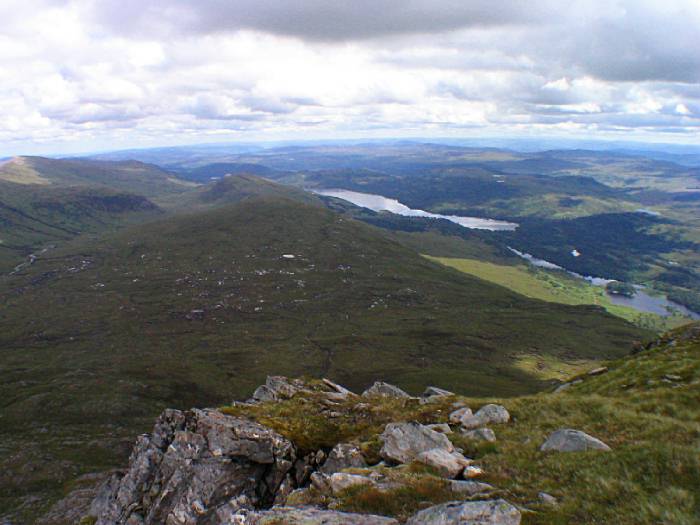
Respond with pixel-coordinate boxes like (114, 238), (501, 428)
(540, 429), (611, 452)
(320, 443), (367, 475)
(93, 408), (296, 525)
(415, 448), (471, 478)
(461, 404), (510, 429)
(330, 472), (375, 494)
(252, 376), (306, 402)
(322, 378), (356, 397)
(362, 381), (411, 398)
(406, 499), (521, 525)
(462, 428), (497, 442)
(426, 423), (453, 434)
(234, 506), (399, 524)
(379, 422), (455, 464)
(423, 386), (454, 398)
(538, 492), (558, 506)
(449, 406), (474, 424)
(449, 480), (495, 496)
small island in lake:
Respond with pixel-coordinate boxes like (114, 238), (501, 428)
(606, 280), (636, 297)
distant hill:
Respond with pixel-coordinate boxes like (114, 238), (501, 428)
(0, 180), (162, 271)
(170, 173), (319, 210)
(0, 156), (194, 199)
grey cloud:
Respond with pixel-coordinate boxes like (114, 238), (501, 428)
(89, 0), (555, 41)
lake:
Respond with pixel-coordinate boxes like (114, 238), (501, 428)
(509, 248), (699, 319)
(314, 189), (519, 231)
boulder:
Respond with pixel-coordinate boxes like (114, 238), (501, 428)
(329, 472), (375, 494)
(462, 428), (496, 442)
(379, 422), (455, 464)
(320, 443), (367, 475)
(233, 507), (399, 524)
(588, 366), (608, 376)
(461, 404), (510, 429)
(362, 381), (411, 398)
(423, 386), (454, 398)
(415, 448), (471, 478)
(449, 407), (474, 424)
(540, 429), (611, 452)
(406, 499), (521, 525)
(92, 408), (297, 525)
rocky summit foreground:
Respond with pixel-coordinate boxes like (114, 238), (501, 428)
(41, 324), (700, 524)
(81, 377), (527, 525)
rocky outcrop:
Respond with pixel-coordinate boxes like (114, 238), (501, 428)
(92, 408), (298, 525)
(405, 499), (521, 525)
(379, 422), (455, 464)
(461, 404), (510, 429)
(320, 443), (367, 475)
(232, 506), (399, 524)
(250, 376), (307, 403)
(362, 381), (411, 398)
(379, 422), (472, 479)
(540, 429), (611, 452)
(85, 378), (523, 525)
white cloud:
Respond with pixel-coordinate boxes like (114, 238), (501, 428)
(0, 0), (698, 155)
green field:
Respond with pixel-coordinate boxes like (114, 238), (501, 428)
(427, 256), (693, 332)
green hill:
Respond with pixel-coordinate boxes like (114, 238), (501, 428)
(0, 156), (194, 198)
(0, 180), (163, 271)
(0, 197), (649, 521)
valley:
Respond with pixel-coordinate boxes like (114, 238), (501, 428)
(0, 142), (698, 524)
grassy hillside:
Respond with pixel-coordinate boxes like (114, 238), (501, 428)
(0, 156), (194, 199)
(162, 172), (319, 211)
(0, 180), (163, 271)
(0, 197), (648, 522)
(428, 256), (694, 332)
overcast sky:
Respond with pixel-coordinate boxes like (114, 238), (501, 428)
(1, 0), (699, 155)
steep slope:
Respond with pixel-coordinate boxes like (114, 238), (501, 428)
(0, 197), (649, 522)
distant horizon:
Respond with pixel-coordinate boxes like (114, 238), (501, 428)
(2, 1), (698, 158)
(4, 133), (700, 160)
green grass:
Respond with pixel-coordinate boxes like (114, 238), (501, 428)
(220, 323), (700, 524)
(0, 197), (649, 523)
(427, 255), (693, 332)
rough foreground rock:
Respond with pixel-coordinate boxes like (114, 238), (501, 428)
(81, 378), (524, 525)
(406, 499), (521, 525)
(540, 429), (611, 452)
(233, 506), (399, 524)
(379, 422), (455, 463)
(92, 408), (297, 524)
